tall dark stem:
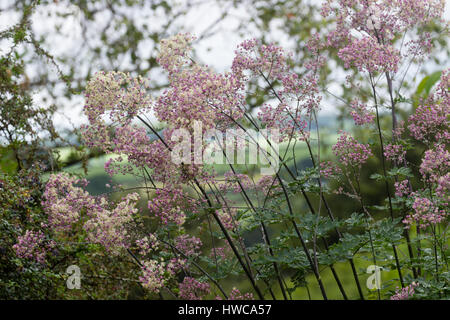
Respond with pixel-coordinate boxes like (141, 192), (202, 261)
(257, 73), (364, 299)
(275, 173), (328, 300)
(136, 115), (265, 299)
(385, 71), (418, 279)
(369, 76), (404, 288)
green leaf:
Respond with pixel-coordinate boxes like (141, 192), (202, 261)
(388, 167), (413, 178)
(416, 71), (442, 96)
(370, 173), (385, 181)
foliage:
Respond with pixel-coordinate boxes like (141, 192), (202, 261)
(1, 0), (449, 300)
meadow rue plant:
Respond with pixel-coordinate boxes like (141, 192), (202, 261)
(390, 282), (418, 300)
(18, 0), (448, 300)
(178, 277), (211, 300)
(403, 196), (447, 229)
(349, 99), (375, 126)
(332, 131), (373, 168)
(42, 172), (141, 255)
(12, 230), (53, 265)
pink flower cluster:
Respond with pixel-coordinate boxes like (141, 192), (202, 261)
(338, 37), (400, 73)
(419, 144), (449, 185)
(157, 33), (196, 74)
(136, 234), (159, 256)
(217, 208), (238, 231)
(394, 180), (409, 198)
(147, 187), (199, 226)
(435, 68), (450, 106)
(83, 193), (139, 255)
(139, 255), (188, 293)
(156, 33), (245, 130)
(83, 71), (150, 125)
(139, 259), (167, 293)
(401, 71), (449, 228)
(156, 65), (245, 130)
(395, 0), (445, 27)
(408, 104), (449, 145)
(320, 0), (445, 61)
(42, 173), (94, 232)
(13, 230), (54, 264)
(258, 102), (310, 141)
(436, 173), (450, 202)
(232, 38), (321, 141)
(43, 173), (140, 254)
(210, 246), (232, 261)
(403, 196), (447, 229)
(215, 287), (254, 300)
(221, 171), (253, 194)
(174, 234), (202, 257)
(232, 39), (289, 84)
(319, 161), (342, 179)
(178, 277), (211, 300)
(384, 143), (406, 164)
(256, 175), (280, 196)
(332, 131), (373, 168)
(81, 71), (150, 152)
(349, 99), (375, 126)
(390, 282), (418, 300)
(408, 69), (449, 145)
